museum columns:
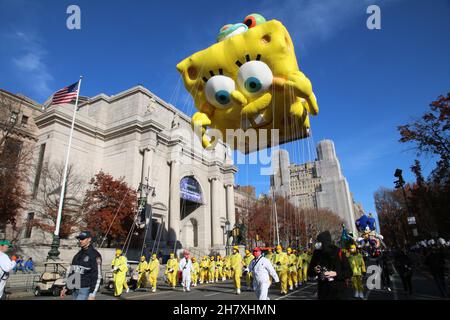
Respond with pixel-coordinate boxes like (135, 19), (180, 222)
(168, 159), (180, 244)
(209, 177), (222, 247)
(226, 184), (235, 228)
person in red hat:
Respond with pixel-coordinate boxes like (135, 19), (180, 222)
(179, 250), (193, 292)
(248, 247), (279, 300)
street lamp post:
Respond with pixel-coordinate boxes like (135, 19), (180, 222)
(225, 220), (231, 256)
(394, 169), (418, 244)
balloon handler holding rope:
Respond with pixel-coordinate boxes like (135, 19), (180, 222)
(111, 249), (129, 297)
(177, 13), (319, 153)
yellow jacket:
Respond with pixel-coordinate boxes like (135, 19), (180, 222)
(223, 257), (231, 270)
(300, 253), (311, 265)
(348, 253), (366, 276)
(137, 261), (148, 273)
(200, 259), (209, 270)
(208, 260), (216, 272)
(192, 262), (200, 275)
(243, 254), (254, 268)
(230, 252), (243, 273)
(111, 256), (128, 273)
(273, 252), (289, 272)
(288, 254), (298, 272)
(147, 259), (160, 276)
(296, 254), (303, 270)
(165, 258), (178, 274)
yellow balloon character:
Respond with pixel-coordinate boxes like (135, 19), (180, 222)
(177, 14), (318, 154)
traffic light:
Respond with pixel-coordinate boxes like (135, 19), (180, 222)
(394, 168), (405, 189)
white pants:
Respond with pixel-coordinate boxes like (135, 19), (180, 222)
(182, 271), (191, 289)
(0, 280), (6, 300)
(254, 281), (270, 300)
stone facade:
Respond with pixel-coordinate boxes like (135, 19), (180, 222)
(6, 85), (237, 259)
(271, 140), (357, 234)
(0, 89), (42, 241)
(234, 185), (257, 224)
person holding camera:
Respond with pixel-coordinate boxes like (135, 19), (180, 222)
(308, 231), (352, 300)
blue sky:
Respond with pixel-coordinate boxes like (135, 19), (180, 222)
(1, 0), (449, 223)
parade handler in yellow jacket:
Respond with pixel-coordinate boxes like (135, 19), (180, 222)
(223, 255), (231, 280)
(287, 248), (298, 290)
(208, 256), (216, 283)
(299, 249), (312, 284)
(147, 253), (160, 292)
(111, 249), (129, 297)
(191, 257), (200, 287)
(297, 249), (304, 285)
(273, 245), (289, 294)
(199, 256), (209, 284)
(243, 250), (255, 290)
(136, 255), (148, 289)
(165, 253), (179, 289)
(215, 255), (224, 282)
(348, 244), (366, 299)
(230, 246), (243, 294)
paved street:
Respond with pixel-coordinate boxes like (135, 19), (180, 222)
(9, 267), (448, 300)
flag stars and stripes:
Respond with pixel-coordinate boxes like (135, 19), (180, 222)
(51, 81), (79, 105)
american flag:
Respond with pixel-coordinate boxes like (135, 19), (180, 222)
(51, 81), (79, 105)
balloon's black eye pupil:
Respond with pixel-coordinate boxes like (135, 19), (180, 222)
(219, 95), (226, 101)
(250, 82), (256, 88)
(245, 19), (252, 27)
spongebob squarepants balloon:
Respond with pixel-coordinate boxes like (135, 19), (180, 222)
(177, 14), (318, 153)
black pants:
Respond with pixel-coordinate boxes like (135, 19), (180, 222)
(381, 270), (391, 288)
(432, 272), (448, 298)
(400, 273), (413, 294)
(317, 281), (346, 300)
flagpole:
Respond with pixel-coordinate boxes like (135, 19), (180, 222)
(47, 76), (82, 260)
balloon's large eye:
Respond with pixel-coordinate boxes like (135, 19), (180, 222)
(237, 61), (273, 96)
(205, 75), (236, 109)
(243, 13), (266, 28)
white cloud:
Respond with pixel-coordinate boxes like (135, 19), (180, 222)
(259, 0), (403, 51)
(10, 31), (53, 99)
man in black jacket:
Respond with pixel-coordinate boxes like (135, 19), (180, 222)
(308, 231), (352, 300)
(61, 231), (102, 300)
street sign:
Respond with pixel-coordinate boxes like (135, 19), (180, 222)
(407, 216), (416, 225)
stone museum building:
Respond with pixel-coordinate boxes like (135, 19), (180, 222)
(1, 86), (237, 258)
(271, 140), (358, 234)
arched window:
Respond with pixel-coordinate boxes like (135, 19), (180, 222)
(180, 176), (203, 220)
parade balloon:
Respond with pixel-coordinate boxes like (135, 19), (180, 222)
(177, 14), (319, 153)
(356, 215), (369, 232)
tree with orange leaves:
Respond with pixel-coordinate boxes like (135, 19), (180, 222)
(81, 171), (137, 248)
